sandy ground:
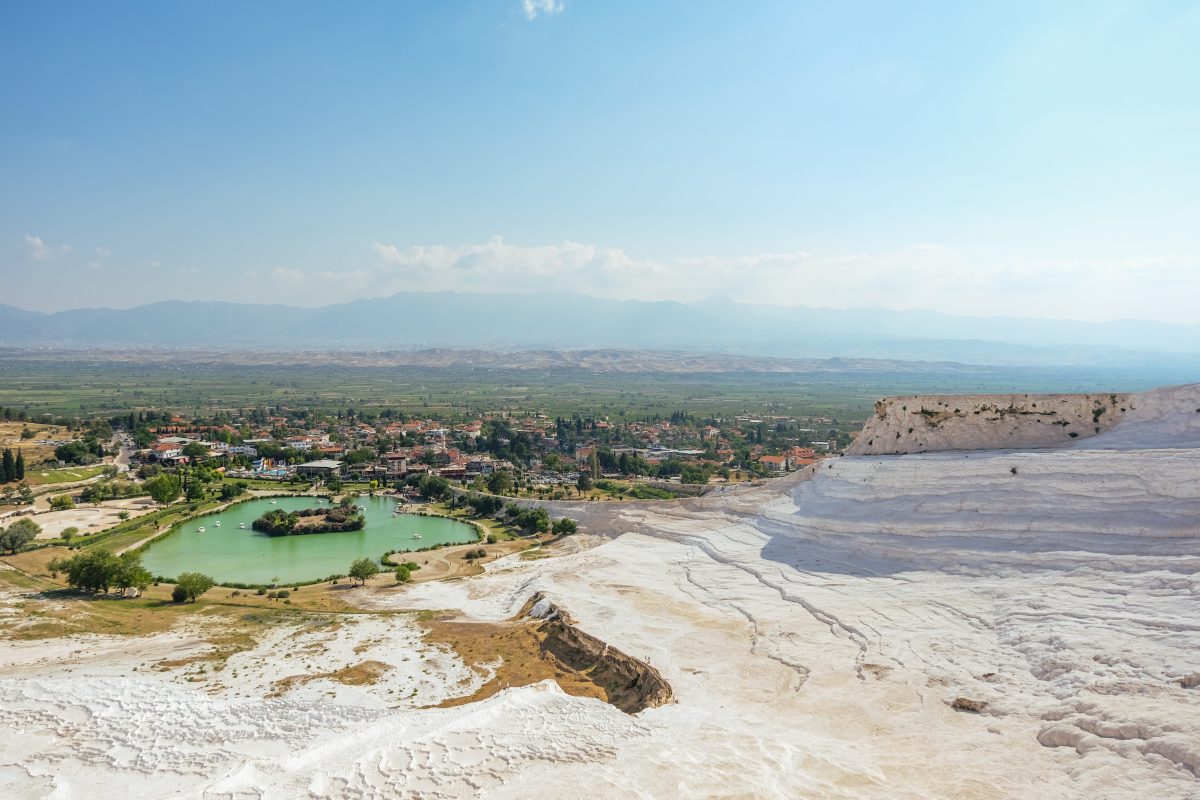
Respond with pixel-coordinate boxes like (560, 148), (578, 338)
(0, 384), (1197, 798)
(26, 497), (158, 539)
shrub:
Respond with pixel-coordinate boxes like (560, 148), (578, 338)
(50, 494), (75, 511)
(171, 585), (188, 603)
(625, 484), (676, 500)
(394, 565), (411, 583)
(506, 506), (550, 533)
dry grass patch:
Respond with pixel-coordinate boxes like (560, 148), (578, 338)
(0, 421), (64, 466)
(154, 628), (262, 671)
(268, 659), (391, 697)
(422, 614), (610, 709)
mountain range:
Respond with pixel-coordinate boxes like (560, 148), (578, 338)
(2, 292), (1199, 369)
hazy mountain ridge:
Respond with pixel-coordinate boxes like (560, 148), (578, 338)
(2, 292), (1198, 367)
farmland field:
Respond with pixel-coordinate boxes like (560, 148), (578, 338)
(0, 350), (1177, 425)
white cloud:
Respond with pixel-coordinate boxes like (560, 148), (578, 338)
(365, 237), (1200, 324)
(522, 0), (563, 20)
(23, 234), (72, 261)
(95, 247), (112, 258)
(272, 267), (306, 286)
(87, 261), (103, 271)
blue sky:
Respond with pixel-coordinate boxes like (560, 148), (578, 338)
(2, 0), (1198, 322)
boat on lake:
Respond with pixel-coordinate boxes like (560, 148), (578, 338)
(214, 520), (221, 527)
(410, 532), (423, 539)
(197, 526), (205, 533)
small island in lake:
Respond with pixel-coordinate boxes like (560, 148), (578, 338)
(251, 504), (366, 536)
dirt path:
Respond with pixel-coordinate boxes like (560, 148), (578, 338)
(392, 538), (533, 582)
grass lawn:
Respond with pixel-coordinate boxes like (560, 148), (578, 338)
(426, 501), (522, 541)
(27, 465), (108, 486)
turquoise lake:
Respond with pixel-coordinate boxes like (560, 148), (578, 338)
(140, 495), (477, 585)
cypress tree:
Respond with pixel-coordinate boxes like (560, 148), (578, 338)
(15, 450), (24, 481)
(1, 449), (13, 483)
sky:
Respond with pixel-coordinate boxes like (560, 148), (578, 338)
(2, 0), (1198, 323)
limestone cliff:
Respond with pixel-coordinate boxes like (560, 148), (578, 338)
(847, 392), (1131, 455)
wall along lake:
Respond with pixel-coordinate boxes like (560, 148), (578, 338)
(140, 495), (477, 585)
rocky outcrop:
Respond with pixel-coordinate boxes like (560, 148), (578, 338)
(951, 697), (988, 713)
(525, 593), (673, 713)
(847, 392), (1131, 455)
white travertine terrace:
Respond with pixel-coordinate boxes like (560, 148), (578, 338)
(1, 384), (1197, 798)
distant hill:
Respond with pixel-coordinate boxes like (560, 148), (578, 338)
(1, 293), (1198, 369)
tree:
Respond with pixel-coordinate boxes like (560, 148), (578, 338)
(185, 481), (205, 501)
(0, 517), (41, 553)
(552, 518), (578, 536)
(55, 439), (99, 466)
(182, 442), (209, 460)
(113, 552), (153, 592)
(348, 557), (380, 586)
(394, 565), (412, 583)
(507, 506), (550, 533)
(0, 448), (12, 483)
(59, 549), (120, 592)
(343, 447), (377, 465)
(174, 572), (214, 602)
(61, 526), (78, 543)
(219, 482), (247, 500)
(13, 450), (24, 480)
(486, 470), (513, 496)
(137, 463), (162, 480)
(144, 474), (182, 505)
(576, 472), (593, 492)
(417, 474), (452, 500)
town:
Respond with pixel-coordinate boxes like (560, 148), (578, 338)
(70, 404), (845, 498)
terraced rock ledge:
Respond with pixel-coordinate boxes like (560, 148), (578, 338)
(424, 591), (673, 714)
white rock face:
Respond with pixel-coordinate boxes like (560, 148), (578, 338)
(847, 392), (1131, 455)
(0, 383), (1197, 798)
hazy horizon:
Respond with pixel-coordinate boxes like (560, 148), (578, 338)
(4, 288), (1200, 330)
